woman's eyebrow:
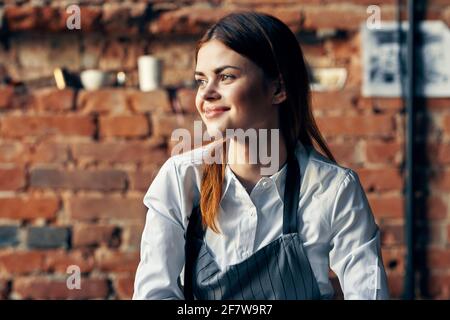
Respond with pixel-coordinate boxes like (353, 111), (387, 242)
(194, 65), (242, 76)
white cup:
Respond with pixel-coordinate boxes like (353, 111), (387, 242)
(138, 55), (162, 92)
(80, 69), (106, 90)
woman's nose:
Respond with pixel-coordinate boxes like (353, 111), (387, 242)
(200, 82), (221, 101)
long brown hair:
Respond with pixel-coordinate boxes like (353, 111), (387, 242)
(195, 11), (335, 233)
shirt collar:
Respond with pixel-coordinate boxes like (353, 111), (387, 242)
(220, 140), (308, 202)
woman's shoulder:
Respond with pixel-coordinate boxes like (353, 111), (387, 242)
(303, 145), (358, 191)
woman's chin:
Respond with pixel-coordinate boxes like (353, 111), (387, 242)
(206, 127), (225, 140)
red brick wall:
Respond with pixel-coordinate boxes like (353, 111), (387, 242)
(0, 0), (450, 299)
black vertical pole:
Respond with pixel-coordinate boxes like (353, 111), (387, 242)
(403, 0), (416, 300)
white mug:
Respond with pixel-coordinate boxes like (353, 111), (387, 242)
(138, 55), (162, 92)
(80, 69), (106, 90)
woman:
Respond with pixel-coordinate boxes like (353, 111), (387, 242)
(133, 11), (389, 300)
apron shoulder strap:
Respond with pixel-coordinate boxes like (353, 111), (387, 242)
(283, 152), (301, 234)
(184, 205), (204, 300)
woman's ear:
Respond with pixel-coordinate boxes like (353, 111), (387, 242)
(272, 76), (287, 105)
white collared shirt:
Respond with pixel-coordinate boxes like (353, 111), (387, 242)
(133, 141), (390, 300)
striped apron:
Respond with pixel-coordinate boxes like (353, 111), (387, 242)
(183, 153), (321, 300)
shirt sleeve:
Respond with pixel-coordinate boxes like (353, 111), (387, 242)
(328, 169), (390, 300)
(133, 157), (186, 300)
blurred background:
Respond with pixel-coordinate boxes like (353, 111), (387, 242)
(0, 0), (450, 300)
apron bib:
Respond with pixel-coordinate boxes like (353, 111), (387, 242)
(183, 153), (321, 300)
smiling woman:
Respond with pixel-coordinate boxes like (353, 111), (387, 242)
(133, 11), (390, 300)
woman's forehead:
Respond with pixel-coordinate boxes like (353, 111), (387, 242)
(196, 40), (249, 72)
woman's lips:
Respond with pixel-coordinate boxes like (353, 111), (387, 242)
(204, 107), (230, 119)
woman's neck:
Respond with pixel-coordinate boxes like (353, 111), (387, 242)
(226, 134), (287, 194)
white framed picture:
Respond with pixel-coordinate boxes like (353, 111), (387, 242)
(362, 21), (450, 97)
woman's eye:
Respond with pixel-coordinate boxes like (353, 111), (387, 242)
(221, 74), (234, 81)
(195, 79), (207, 86)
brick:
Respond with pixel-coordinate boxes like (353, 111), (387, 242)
(26, 227), (70, 250)
(33, 88), (75, 112)
(176, 88), (197, 114)
(29, 142), (69, 164)
(0, 85), (14, 109)
(357, 97), (404, 112)
(328, 142), (358, 165)
(424, 98), (450, 111)
(29, 166), (127, 191)
(101, 3), (145, 35)
(302, 4), (393, 31)
(44, 249), (95, 273)
(367, 195), (404, 219)
(444, 115), (450, 135)
(386, 274), (403, 299)
(380, 224), (404, 246)
(381, 247), (405, 274)
(122, 224), (144, 250)
(0, 227), (19, 248)
(77, 89), (128, 114)
(357, 168), (403, 192)
(425, 196), (447, 220)
(68, 196), (146, 221)
(149, 7), (235, 35)
(39, 7), (67, 31)
(6, 6), (103, 33)
(0, 115), (95, 138)
(447, 225), (450, 244)
(128, 167), (159, 191)
(13, 276), (109, 299)
(79, 6), (103, 32)
(225, 0), (322, 4)
(430, 170), (450, 191)
(99, 115), (150, 138)
(428, 143), (450, 165)
(4, 6), (71, 32)
(149, 5), (302, 35)
(428, 248), (450, 269)
(0, 165), (25, 191)
(0, 142), (27, 163)
(426, 223), (444, 246)
(365, 141), (402, 164)
(0, 250), (45, 274)
(315, 115), (395, 138)
(72, 224), (120, 248)
(95, 248), (139, 273)
(152, 112), (201, 138)
(311, 88), (358, 111)
(0, 196), (59, 220)
(4, 6), (39, 31)
(128, 89), (172, 113)
(429, 274), (450, 299)
(71, 140), (167, 166)
(0, 279), (10, 299)
(444, 7), (450, 29)
(113, 274), (135, 300)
